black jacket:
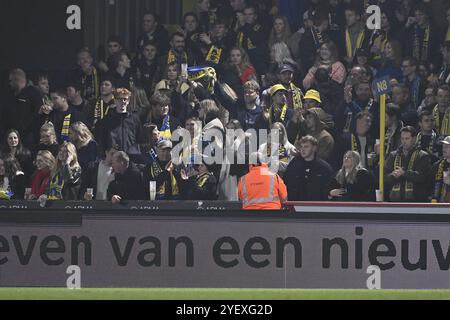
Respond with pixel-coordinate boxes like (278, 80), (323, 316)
(107, 163), (145, 201)
(180, 173), (218, 200)
(384, 147), (431, 202)
(95, 111), (142, 154)
(284, 156), (334, 201)
(4, 86), (42, 148)
(327, 169), (376, 202)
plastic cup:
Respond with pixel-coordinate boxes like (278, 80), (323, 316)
(375, 190), (382, 202)
(149, 181), (156, 201)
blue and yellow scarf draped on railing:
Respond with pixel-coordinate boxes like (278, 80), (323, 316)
(47, 172), (65, 200)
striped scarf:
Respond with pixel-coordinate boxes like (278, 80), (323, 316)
(287, 83), (303, 110)
(345, 28), (365, 59)
(93, 98), (112, 126)
(412, 24), (430, 62)
(432, 105), (450, 136)
(433, 160), (450, 203)
(390, 149), (419, 201)
(81, 67), (99, 100)
(167, 48), (187, 65)
(196, 172), (211, 189)
(205, 45), (222, 65)
(416, 131), (437, 155)
(60, 114), (72, 142)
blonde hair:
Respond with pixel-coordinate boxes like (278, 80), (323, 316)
(36, 150), (56, 171)
(199, 99), (221, 124)
(54, 142), (80, 176)
(271, 122), (288, 146)
(69, 122), (94, 148)
(40, 122), (57, 145)
(270, 42), (294, 66)
(335, 151), (362, 185)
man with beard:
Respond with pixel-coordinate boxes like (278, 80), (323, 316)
(284, 135), (334, 201)
(160, 32), (198, 74)
(385, 126), (430, 202)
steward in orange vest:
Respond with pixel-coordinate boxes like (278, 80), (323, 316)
(238, 162), (288, 210)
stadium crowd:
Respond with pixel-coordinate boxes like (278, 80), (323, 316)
(1, 0), (450, 204)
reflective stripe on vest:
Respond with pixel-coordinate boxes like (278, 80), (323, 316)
(241, 175), (280, 206)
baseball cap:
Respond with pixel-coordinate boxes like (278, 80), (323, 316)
(279, 64), (295, 74)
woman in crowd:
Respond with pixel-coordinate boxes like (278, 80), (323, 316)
(27, 150), (56, 200)
(37, 122), (60, 158)
(0, 155), (26, 200)
(328, 151), (375, 201)
(128, 86), (152, 120)
(155, 62), (190, 96)
(222, 47), (257, 100)
(42, 142), (82, 200)
(303, 41), (347, 90)
(69, 122), (98, 172)
(268, 16), (298, 59)
(258, 122), (296, 177)
(0, 129), (33, 182)
(373, 40), (403, 80)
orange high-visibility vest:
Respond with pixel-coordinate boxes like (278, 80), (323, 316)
(238, 163), (288, 210)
